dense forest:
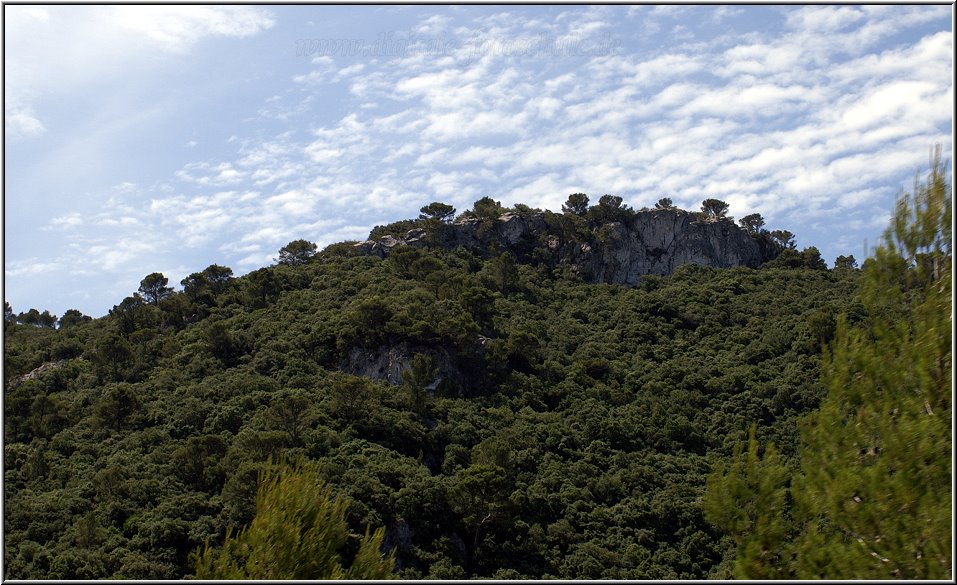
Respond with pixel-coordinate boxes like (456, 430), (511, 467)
(3, 155), (950, 579)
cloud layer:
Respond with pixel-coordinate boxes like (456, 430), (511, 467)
(4, 5), (953, 317)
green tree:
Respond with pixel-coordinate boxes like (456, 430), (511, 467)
(247, 267), (281, 307)
(277, 239), (317, 266)
(170, 435), (228, 491)
(350, 295), (393, 345)
(94, 383), (141, 429)
(17, 308), (41, 327)
(419, 202), (456, 223)
(704, 425), (797, 579)
(94, 333), (133, 381)
(182, 264), (234, 305)
(205, 321), (238, 365)
(450, 463), (510, 576)
(800, 246), (827, 270)
(110, 294), (146, 335)
(330, 377), (378, 423)
(793, 147), (951, 579)
(488, 252), (519, 296)
(705, 148), (952, 579)
(265, 392), (317, 446)
(58, 309), (91, 328)
(194, 462), (394, 579)
(654, 197), (675, 210)
(834, 254), (858, 270)
(37, 310), (57, 328)
(739, 213), (765, 234)
(590, 194), (630, 223)
(402, 353), (437, 419)
(770, 229), (796, 249)
(202, 264), (234, 291)
(700, 198), (730, 221)
(473, 196), (505, 221)
(562, 193), (589, 216)
(139, 272), (173, 305)
(598, 194), (624, 209)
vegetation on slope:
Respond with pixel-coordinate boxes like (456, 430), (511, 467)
(2, 178), (942, 579)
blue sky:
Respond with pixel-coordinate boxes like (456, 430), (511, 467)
(4, 5), (953, 318)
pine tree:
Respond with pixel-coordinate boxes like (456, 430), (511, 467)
(138, 272), (173, 305)
(794, 146), (951, 579)
(194, 461), (395, 579)
(705, 147), (952, 579)
(703, 425), (798, 579)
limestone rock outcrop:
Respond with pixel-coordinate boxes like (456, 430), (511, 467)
(354, 208), (769, 285)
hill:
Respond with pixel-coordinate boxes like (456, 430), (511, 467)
(3, 195), (862, 578)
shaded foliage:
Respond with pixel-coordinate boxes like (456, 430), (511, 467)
(4, 191), (871, 579)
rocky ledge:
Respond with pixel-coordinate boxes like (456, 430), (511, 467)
(354, 208), (769, 286)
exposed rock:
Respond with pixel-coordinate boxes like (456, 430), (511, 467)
(379, 235), (404, 251)
(353, 208), (771, 285)
(342, 343), (415, 385)
(9, 359), (69, 390)
(384, 519), (415, 570)
(496, 212), (546, 245)
(341, 341), (477, 393)
(587, 210), (763, 285)
(352, 240), (383, 257)
(405, 228), (429, 247)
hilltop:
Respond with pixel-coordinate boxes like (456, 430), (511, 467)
(355, 195), (794, 284)
(4, 193), (858, 579)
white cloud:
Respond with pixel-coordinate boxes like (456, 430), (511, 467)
(6, 260), (65, 278)
(85, 238), (155, 271)
(337, 63), (366, 78)
(712, 7), (743, 23)
(9, 6), (952, 318)
(786, 6), (864, 33)
(838, 80), (938, 130)
(49, 213), (84, 229)
(266, 190), (317, 216)
(416, 14), (452, 34)
(293, 57), (336, 84)
(176, 162), (247, 186)
(112, 5), (275, 53)
(4, 104), (46, 138)
(4, 5), (275, 141)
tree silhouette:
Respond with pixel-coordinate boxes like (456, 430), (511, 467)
(700, 198), (730, 220)
(138, 273), (173, 305)
(834, 255), (858, 270)
(770, 229), (796, 249)
(655, 197), (675, 210)
(738, 213), (765, 234)
(419, 202), (456, 223)
(277, 239), (317, 266)
(562, 193), (589, 216)
(58, 309), (91, 328)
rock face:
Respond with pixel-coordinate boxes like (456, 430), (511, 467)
(9, 359), (70, 390)
(354, 208), (768, 285)
(585, 210), (763, 285)
(341, 341), (478, 394)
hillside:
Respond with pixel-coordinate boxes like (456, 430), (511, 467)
(0, 194), (896, 579)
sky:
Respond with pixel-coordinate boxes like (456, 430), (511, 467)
(3, 4), (953, 318)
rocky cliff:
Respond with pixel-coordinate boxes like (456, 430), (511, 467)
(354, 208), (771, 285)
